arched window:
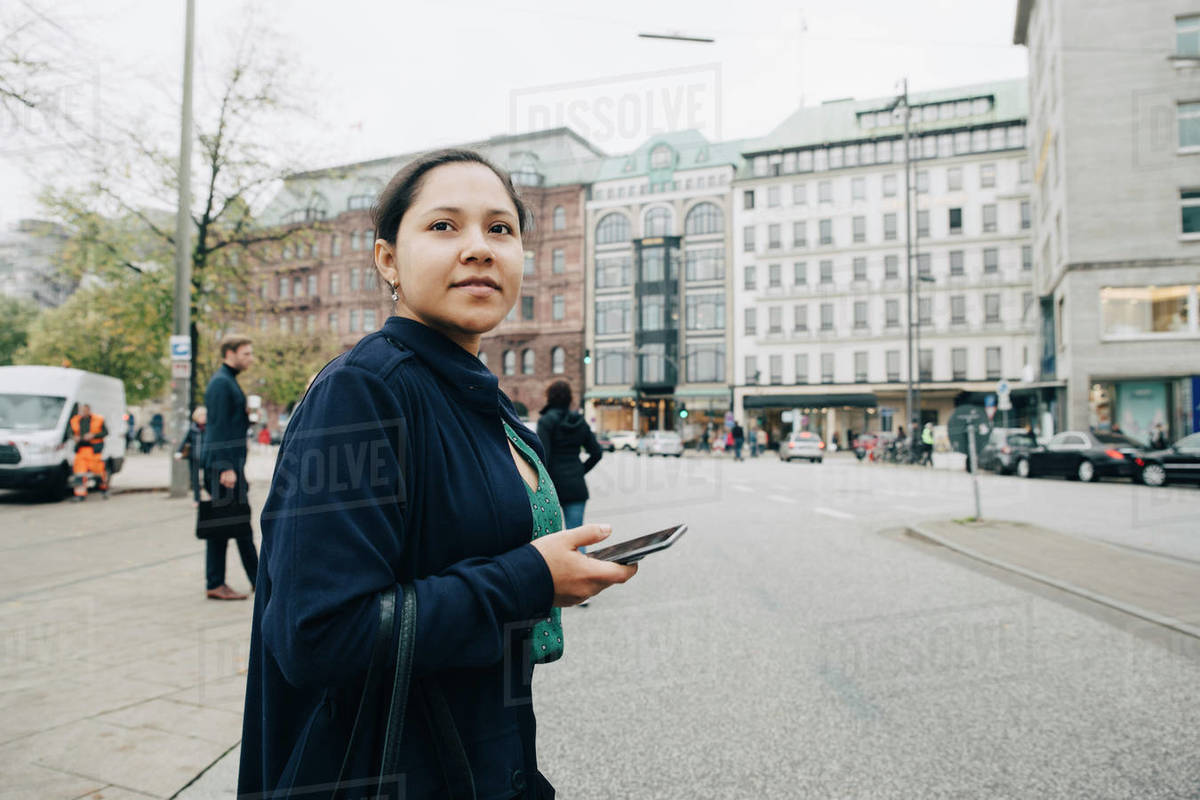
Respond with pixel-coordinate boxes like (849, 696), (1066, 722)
(522, 349), (535, 375)
(595, 213), (631, 245)
(644, 206), (672, 237)
(553, 205), (566, 231)
(685, 202), (723, 236)
(551, 347), (565, 374)
(503, 350), (516, 376)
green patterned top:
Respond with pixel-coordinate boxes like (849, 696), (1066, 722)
(502, 421), (564, 665)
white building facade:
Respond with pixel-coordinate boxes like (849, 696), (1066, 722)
(732, 80), (1038, 446)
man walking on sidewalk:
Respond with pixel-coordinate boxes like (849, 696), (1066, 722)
(200, 335), (259, 601)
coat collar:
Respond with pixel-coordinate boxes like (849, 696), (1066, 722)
(380, 316), (500, 413)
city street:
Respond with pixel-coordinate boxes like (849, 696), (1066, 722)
(1, 449), (1198, 798)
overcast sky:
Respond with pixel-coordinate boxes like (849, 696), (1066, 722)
(0, 0), (1026, 228)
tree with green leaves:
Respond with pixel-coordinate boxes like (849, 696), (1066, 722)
(0, 296), (40, 365)
(240, 327), (341, 413)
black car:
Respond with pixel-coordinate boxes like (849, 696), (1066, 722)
(978, 428), (1038, 474)
(1017, 430), (1140, 482)
(1134, 432), (1200, 487)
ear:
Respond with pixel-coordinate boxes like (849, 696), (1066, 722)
(374, 239), (399, 287)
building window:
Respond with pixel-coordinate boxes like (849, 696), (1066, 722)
(553, 205), (566, 231)
(362, 309), (376, 331)
(282, 244), (292, 260)
(1022, 245), (1033, 271)
(820, 353), (834, 383)
(980, 163), (996, 188)
(642, 295), (665, 330)
(279, 276), (289, 298)
(645, 207), (671, 236)
(768, 306), (782, 334)
(328, 312), (338, 331)
(951, 295), (966, 324)
(596, 213), (631, 244)
(552, 249), (565, 274)
(743, 225), (756, 253)
(523, 251), (536, 275)
(885, 299), (899, 328)
(917, 253), (931, 278)
(820, 303), (833, 331)
(768, 263), (782, 288)
(985, 347), (1002, 379)
(686, 293), (725, 330)
(329, 271), (340, 295)
(503, 350), (516, 375)
(305, 274), (315, 296)
(350, 231), (361, 251)
(984, 248), (999, 274)
(916, 170), (929, 194)
(260, 279), (269, 299)
(744, 265), (757, 291)
(1182, 190), (1200, 234)
(792, 184), (806, 204)
(744, 307), (757, 336)
(950, 250), (964, 276)
(685, 344), (724, 383)
(768, 223), (781, 249)
(294, 276), (305, 297)
(596, 299), (632, 334)
(853, 257), (867, 281)
(885, 255), (899, 280)
(1019, 158), (1031, 183)
(948, 168), (962, 191)
(794, 353), (809, 384)
(884, 213), (897, 241)
(349, 268), (360, 292)
(767, 186), (781, 207)
(886, 350), (900, 382)
(793, 221), (807, 248)
(853, 351), (867, 383)
(1100, 285), (1195, 336)
(794, 262), (807, 285)
(349, 309), (359, 332)
(852, 216), (866, 243)
(743, 189), (756, 210)
(949, 207), (963, 234)
(917, 210), (930, 238)
(794, 304), (808, 331)
(522, 349), (535, 375)
(1178, 14), (1200, 57)
(919, 297), (932, 325)
(851, 177), (865, 201)
(552, 294), (565, 321)
(985, 293), (1001, 323)
(1020, 201), (1031, 230)
(522, 295), (535, 320)
(686, 248), (725, 281)
(766, 354), (782, 385)
(952, 348), (967, 380)
(881, 174), (897, 199)
(819, 219), (832, 245)
(595, 349), (632, 384)
(818, 180), (832, 203)
(853, 301), (868, 329)
(684, 202), (723, 235)
(982, 203), (997, 233)
(918, 348), (933, 381)
(595, 255), (632, 288)
(331, 235), (341, 257)
(819, 260), (833, 284)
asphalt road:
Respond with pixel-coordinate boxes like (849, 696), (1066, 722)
(533, 451), (1200, 799)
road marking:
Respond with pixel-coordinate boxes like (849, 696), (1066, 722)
(767, 494), (796, 504)
(732, 484), (754, 492)
(815, 507), (855, 520)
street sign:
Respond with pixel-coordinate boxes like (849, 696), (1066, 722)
(996, 379), (1010, 397)
(985, 394), (996, 408)
(169, 335), (191, 361)
(998, 394), (1013, 411)
(171, 361), (192, 379)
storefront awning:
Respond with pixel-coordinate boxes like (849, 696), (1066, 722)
(743, 393), (878, 409)
(585, 390), (636, 400)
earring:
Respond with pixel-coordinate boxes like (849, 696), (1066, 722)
(391, 283), (399, 302)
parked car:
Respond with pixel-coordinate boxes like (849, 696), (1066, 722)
(1017, 430), (1141, 482)
(1133, 432), (1200, 487)
(978, 428), (1038, 474)
(595, 431), (615, 452)
(779, 431), (825, 463)
(637, 430), (684, 457)
(608, 430), (639, 451)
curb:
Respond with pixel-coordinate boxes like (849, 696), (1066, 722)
(905, 522), (1200, 641)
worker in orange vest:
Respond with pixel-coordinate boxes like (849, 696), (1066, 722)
(70, 403), (109, 501)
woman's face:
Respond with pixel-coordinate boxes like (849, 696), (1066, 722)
(375, 163), (523, 354)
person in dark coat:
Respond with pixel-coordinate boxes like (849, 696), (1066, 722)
(732, 421), (745, 461)
(537, 380), (603, 550)
(239, 149), (638, 800)
(174, 405), (207, 505)
(201, 335), (258, 601)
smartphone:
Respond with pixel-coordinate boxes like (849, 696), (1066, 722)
(587, 523), (687, 565)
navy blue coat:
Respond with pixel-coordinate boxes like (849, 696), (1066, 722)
(239, 317), (557, 800)
(202, 363), (249, 473)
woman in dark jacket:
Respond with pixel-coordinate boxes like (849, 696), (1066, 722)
(536, 380), (602, 532)
(174, 406), (206, 504)
(238, 150), (638, 800)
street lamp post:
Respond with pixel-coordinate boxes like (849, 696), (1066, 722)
(897, 79), (918, 460)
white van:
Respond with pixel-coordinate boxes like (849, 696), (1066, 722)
(0, 366), (127, 499)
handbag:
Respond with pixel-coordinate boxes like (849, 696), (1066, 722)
(194, 496), (253, 540)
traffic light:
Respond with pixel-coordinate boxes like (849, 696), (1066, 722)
(583, 348), (592, 365)
(678, 403), (688, 419)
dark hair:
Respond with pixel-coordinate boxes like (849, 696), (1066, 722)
(371, 149), (532, 246)
(220, 334), (252, 357)
(545, 380), (572, 409)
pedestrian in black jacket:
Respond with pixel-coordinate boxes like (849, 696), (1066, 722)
(174, 405), (206, 504)
(200, 335), (258, 601)
(537, 380), (603, 539)
(239, 149), (637, 800)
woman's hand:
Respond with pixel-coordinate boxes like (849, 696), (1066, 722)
(530, 524), (638, 607)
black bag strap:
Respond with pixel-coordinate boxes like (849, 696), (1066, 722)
(419, 678), (477, 800)
(378, 582), (418, 796)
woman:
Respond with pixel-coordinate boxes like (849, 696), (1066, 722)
(239, 149), (637, 800)
(536, 380), (602, 548)
(174, 405), (206, 505)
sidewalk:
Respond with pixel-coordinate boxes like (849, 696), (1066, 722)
(907, 519), (1200, 639)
